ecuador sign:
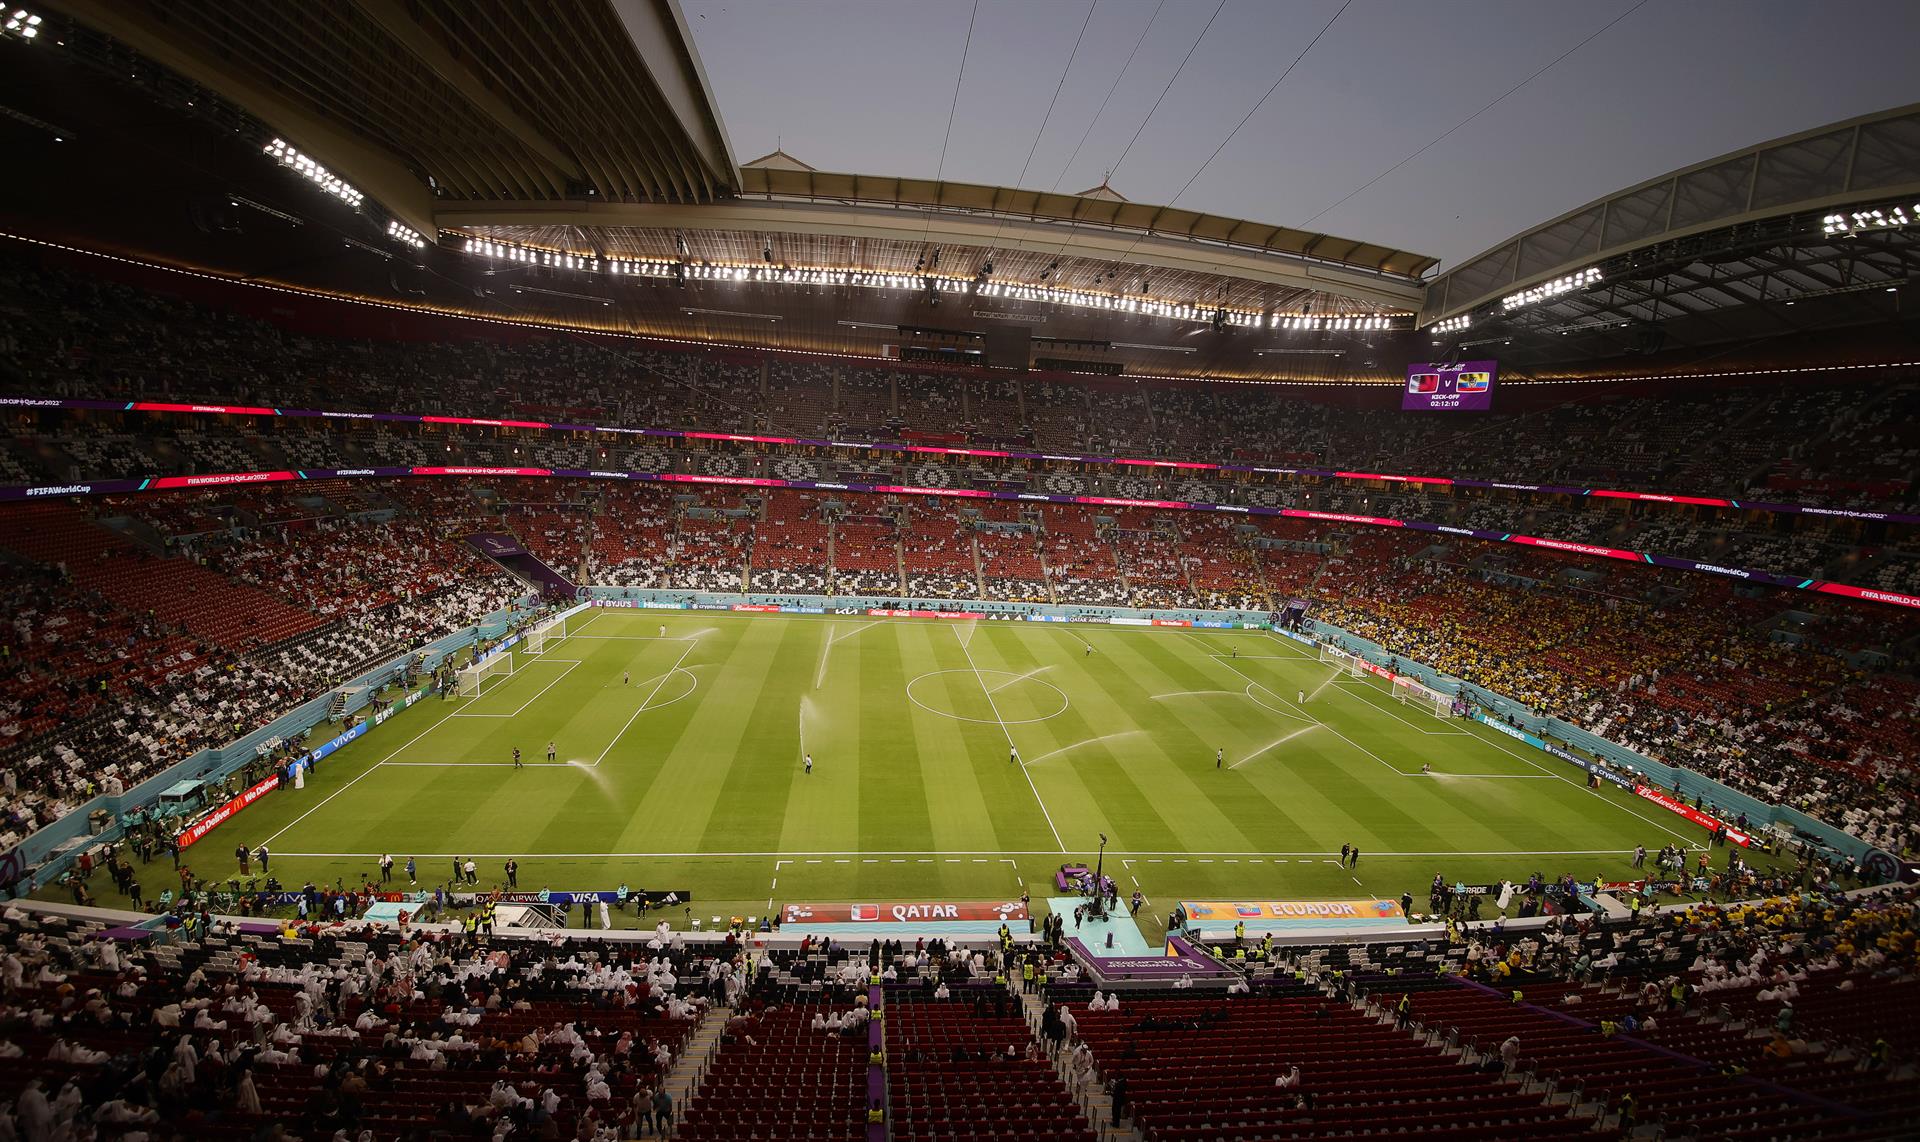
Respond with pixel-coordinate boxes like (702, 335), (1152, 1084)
(1182, 899), (1406, 928)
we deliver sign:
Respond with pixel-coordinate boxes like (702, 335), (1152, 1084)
(176, 774), (281, 848)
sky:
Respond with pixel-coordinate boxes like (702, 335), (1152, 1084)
(684, 0), (1920, 271)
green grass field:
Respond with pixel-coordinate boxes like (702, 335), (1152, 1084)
(173, 611), (1727, 930)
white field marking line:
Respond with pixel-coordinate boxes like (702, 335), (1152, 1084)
(1148, 689), (1245, 701)
(1243, 683), (1315, 723)
(1227, 724), (1321, 770)
(1260, 633), (1706, 837)
(1207, 644), (1495, 780)
(1256, 633), (1471, 738)
(262, 714), (456, 846)
(986, 663), (1054, 694)
(1337, 677), (1472, 737)
(449, 659), (582, 718)
(1022, 730), (1149, 766)
(586, 640), (698, 769)
(1191, 635), (1323, 722)
(1262, 631), (1667, 796)
(1423, 772), (1557, 779)
(905, 670), (1070, 726)
(1206, 654), (1298, 660)
(953, 623), (1066, 853)
(816, 619), (912, 691)
(553, 635), (702, 641)
(269, 846), (1654, 860)
(1458, 721), (1706, 838)
(828, 618), (893, 646)
(813, 622), (834, 690)
(384, 671), (705, 768)
(796, 701), (809, 763)
(1306, 664), (1348, 705)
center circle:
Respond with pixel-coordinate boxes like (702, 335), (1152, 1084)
(904, 669), (1070, 725)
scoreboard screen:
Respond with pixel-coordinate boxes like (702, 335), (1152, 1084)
(1403, 360), (1497, 411)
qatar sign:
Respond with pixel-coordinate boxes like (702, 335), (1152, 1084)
(781, 901), (1029, 924)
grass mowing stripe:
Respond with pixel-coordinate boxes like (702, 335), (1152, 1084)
(954, 621), (1066, 852)
(703, 617), (820, 853)
(1097, 629), (1301, 852)
(856, 619), (934, 856)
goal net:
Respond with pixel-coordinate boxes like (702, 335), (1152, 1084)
(1393, 675), (1454, 719)
(457, 653), (514, 698)
(524, 611), (574, 655)
(1316, 642), (1363, 677)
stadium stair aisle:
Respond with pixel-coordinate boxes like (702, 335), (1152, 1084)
(1072, 983), (1606, 1141)
(886, 992), (1096, 1142)
(1020, 989), (1136, 1142)
(677, 1001), (870, 1141)
(1412, 975), (1879, 1139)
(664, 1004), (731, 1118)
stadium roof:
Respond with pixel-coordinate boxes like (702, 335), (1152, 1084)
(36, 0), (1431, 323)
(44, 0), (742, 231)
(1421, 104), (1920, 362)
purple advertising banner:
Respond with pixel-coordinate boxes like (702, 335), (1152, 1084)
(7, 393), (1920, 523)
(1404, 360), (1497, 411)
(1066, 934), (1233, 981)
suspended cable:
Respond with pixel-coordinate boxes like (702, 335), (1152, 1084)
(1301, 0), (1650, 231)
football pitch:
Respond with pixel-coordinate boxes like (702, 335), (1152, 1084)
(196, 611), (1713, 928)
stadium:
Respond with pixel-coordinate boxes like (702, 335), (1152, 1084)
(0, 1), (1917, 1138)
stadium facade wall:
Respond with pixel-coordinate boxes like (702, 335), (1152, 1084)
(6, 604), (530, 891)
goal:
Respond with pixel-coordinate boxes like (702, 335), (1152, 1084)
(1316, 642), (1363, 677)
(457, 653), (514, 698)
(1393, 675), (1454, 719)
(524, 611), (576, 655)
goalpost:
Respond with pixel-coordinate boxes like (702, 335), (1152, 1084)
(524, 611), (572, 655)
(457, 653), (515, 698)
(1393, 675), (1455, 719)
(1316, 642), (1363, 677)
